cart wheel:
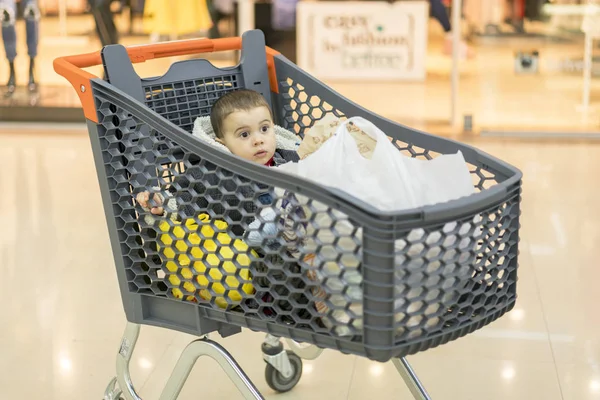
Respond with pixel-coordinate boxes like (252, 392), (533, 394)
(285, 338), (323, 360)
(265, 350), (303, 393)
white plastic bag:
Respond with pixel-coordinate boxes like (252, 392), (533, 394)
(277, 117), (478, 337)
(277, 117), (474, 211)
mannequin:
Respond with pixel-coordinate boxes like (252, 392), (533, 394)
(0, 0), (39, 95)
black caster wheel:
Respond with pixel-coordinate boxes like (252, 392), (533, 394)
(265, 350), (303, 393)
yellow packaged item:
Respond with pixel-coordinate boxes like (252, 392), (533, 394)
(157, 213), (256, 309)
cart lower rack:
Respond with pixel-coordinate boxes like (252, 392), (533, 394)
(54, 30), (522, 399)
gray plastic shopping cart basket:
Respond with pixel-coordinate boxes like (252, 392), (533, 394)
(54, 30), (522, 400)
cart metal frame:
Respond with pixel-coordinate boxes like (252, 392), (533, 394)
(103, 322), (431, 400)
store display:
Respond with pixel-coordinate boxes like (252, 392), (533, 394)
(143, 0), (212, 38)
(1, 0), (40, 95)
(296, 1), (429, 81)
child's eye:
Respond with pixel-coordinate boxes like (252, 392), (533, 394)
(240, 131), (250, 138)
(261, 125), (270, 133)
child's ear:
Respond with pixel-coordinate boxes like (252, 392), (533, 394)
(215, 137), (225, 145)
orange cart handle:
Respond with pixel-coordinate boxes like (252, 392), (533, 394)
(53, 37), (266, 123)
(54, 37), (242, 73)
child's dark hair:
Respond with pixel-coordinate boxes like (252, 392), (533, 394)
(210, 89), (273, 138)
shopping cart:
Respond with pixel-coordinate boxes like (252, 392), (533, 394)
(54, 29), (522, 400)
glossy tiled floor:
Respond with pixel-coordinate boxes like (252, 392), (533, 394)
(0, 125), (598, 400)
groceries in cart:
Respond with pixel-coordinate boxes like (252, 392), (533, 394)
(154, 213), (257, 307)
(276, 114), (480, 336)
(279, 113), (475, 212)
(136, 89), (478, 337)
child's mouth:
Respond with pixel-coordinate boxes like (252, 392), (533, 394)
(255, 150), (267, 157)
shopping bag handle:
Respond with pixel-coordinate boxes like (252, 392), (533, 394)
(53, 37), (276, 122)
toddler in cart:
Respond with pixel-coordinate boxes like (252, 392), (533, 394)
(135, 89), (315, 326)
(136, 89), (299, 228)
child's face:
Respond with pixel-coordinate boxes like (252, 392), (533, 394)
(217, 106), (277, 164)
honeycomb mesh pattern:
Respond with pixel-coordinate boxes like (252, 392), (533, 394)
(272, 74), (518, 342)
(94, 96), (364, 334)
(278, 76), (500, 193)
(143, 74), (241, 133)
(279, 78), (345, 137)
(93, 85), (518, 346)
(391, 198), (518, 344)
(89, 54), (520, 358)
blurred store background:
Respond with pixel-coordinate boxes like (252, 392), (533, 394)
(2, 0), (600, 137)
